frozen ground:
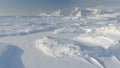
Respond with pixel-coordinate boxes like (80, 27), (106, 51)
(0, 9), (120, 68)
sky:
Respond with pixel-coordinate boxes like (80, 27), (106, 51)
(0, 0), (119, 16)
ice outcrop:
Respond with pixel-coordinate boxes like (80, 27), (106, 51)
(50, 10), (61, 16)
(38, 7), (120, 19)
(85, 8), (101, 16)
(39, 10), (61, 16)
(38, 7), (114, 17)
(39, 12), (50, 16)
(70, 7), (82, 17)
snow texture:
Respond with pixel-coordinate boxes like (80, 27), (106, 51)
(0, 8), (120, 68)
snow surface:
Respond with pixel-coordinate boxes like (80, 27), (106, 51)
(0, 9), (120, 68)
(0, 43), (24, 68)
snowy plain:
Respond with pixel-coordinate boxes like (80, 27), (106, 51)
(0, 8), (120, 68)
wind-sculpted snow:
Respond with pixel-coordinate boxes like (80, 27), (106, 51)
(0, 10), (120, 68)
(36, 36), (81, 58)
(0, 43), (24, 68)
(0, 16), (87, 37)
(0, 12), (119, 37)
(0, 17), (60, 37)
(74, 24), (120, 49)
(36, 36), (120, 68)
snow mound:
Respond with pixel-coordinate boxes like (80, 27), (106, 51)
(35, 36), (81, 58)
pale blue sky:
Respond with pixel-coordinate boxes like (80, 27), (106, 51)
(0, 0), (119, 16)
